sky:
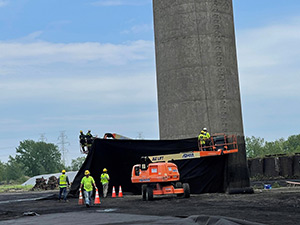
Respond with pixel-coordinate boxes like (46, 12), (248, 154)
(1, 0), (300, 165)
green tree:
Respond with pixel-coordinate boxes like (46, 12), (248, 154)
(245, 136), (265, 158)
(284, 134), (300, 154)
(246, 134), (300, 158)
(69, 156), (86, 171)
(5, 156), (25, 183)
(264, 138), (285, 155)
(15, 140), (63, 177)
(0, 161), (6, 182)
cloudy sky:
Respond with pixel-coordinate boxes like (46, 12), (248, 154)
(0, 0), (299, 164)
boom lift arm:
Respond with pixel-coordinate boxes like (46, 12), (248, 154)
(140, 133), (238, 168)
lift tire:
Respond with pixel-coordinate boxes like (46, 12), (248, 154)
(175, 182), (183, 188)
(183, 183), (190, 198)
(146, 187), (153, 201)
(142, 185), (147, 201)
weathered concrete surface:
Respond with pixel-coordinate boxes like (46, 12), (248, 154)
(293, 155), (300, 176)
(248, 158), (264, 177)
(153, 0), (249, 189)
(264, 157), (280, 177)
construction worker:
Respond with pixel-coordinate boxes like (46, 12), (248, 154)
(202, 128), (211, 139)
(80, 170), (97, 208)
(86, 130), (94, 152)
(79, 130), (87, 152)
(58, 169), (70, 202)
(202, 127), (211, 147)
(198, 130), (206, 150)
(100, 168), (110, 198)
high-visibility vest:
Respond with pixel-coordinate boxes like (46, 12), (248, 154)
(101, 173), (109, 184)
(198, 134), (206, 145)
(81, 176), (95, 192)
(59, 174), (67, 188)
(204, 132), (211, 139)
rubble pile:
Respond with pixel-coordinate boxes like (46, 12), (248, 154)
(32, 176), (58, 190)
(47, 176), (58, 190)
(32, 177), (47, 190)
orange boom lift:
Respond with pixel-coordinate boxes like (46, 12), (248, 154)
(131, 133), (238, 200)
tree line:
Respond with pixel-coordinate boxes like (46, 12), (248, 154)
(0, 140), (85, 184)
(245, 134), (300, 158)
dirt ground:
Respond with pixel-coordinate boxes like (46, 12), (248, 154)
(0, 187), (299, 225)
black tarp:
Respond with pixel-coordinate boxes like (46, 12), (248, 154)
(69, 138), (228, 196)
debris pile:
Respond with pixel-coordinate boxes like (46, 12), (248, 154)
(47, 176), (58, 190)
(32, 176), (58, 190)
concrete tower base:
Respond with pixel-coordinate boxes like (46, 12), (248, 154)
(153, 0), (250, 190)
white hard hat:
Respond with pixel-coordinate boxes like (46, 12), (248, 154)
(203, 127), (207, 131)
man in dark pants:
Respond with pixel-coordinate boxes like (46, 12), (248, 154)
(79, 130), (87, 152)
(58, 169), (70, 202)
(86, 130), (94, 152)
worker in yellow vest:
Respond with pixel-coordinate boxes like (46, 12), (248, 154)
(198, 130), (206, 148)
(202, 127), (211, 147)
(100, 168), (110, 198)
(58, 169), (70, 202)
(80, 170), (97, 208)
(202, 127), (211, 140)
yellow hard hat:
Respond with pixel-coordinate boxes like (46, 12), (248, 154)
(62, 169), (66, 173)
(80, 130), (83, 133)
(103, 168), (107, 172)
(84, 170), (90, 175)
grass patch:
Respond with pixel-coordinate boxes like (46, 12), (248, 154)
(272, 182), (281, 188)
(0, 184), (33, 193)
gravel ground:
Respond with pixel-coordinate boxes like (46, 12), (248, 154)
(0, 187), (299, 225)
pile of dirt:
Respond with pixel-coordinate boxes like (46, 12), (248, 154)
(32, 176), (58, 190)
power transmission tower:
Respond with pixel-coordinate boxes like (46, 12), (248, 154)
(57, 131), (70, 166)
(39, 133), (47, 142)
(136, 132), (144, 140)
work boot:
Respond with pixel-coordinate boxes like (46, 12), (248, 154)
(86, 204), (90, 208)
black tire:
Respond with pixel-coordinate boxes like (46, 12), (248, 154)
(183, 183), (190, 198)
(146, 186), (153, 201)
(175, 182), (183, 188)
(142, 185), (147, 201)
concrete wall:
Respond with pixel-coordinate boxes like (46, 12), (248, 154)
(153, 0), (249, 190)
(248, 155), (300, 179)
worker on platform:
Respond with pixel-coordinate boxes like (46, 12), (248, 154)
(202, 127), (211, 147)
(86, 130), (94, 152)
(80, 170), (97, 208)
(202, 128), (211, 140)
(198, 131), (206, 150)
(79, 130), (87, 152)
(58, 169), (70, 202)
(100, 168), (110, 198)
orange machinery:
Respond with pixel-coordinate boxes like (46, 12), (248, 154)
(131, 133), (238, 200)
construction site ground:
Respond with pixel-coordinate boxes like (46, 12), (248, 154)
(0, 187), (299, 225)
